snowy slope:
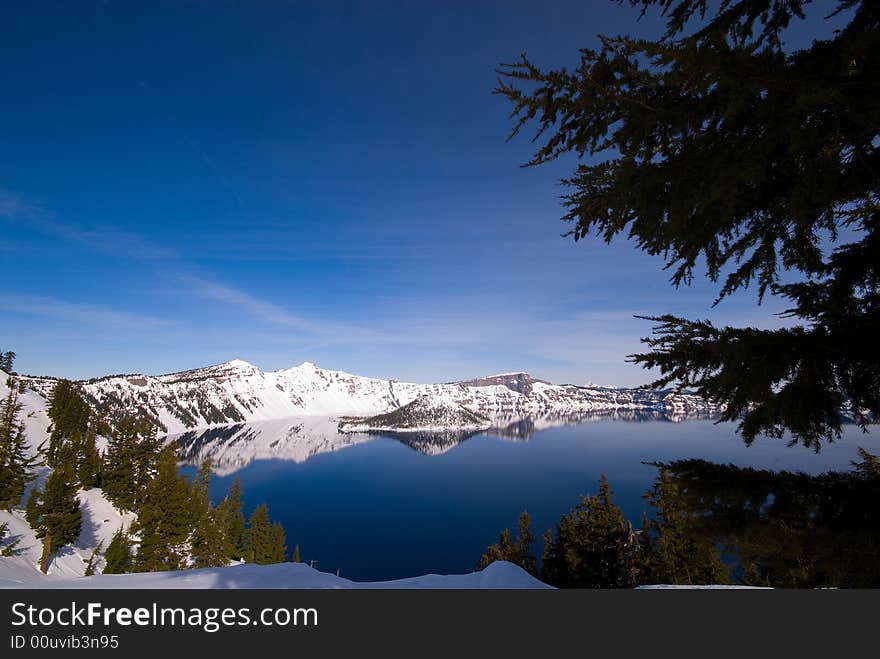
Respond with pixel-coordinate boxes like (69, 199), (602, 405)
(0, 490), (136, 582)
(0, 372), (136, 582)
(1, 371), (51, 459)
(2, 559), (551, 589)
(20, 361), (718, 435)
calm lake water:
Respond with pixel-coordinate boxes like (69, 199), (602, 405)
(177, 418), (879, 581)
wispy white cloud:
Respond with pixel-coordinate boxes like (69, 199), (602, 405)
(179, 274), (406, 351)
(0, 185), (793, 386)
(172, 273), (654, 383)
(0, 293), (176, 329)
(0, 187), (177, 260)
(0, 189), (42, 219)
(181, 276), (319, 332)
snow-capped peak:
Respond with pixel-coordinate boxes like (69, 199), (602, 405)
(226, 358), (254, 368)
(17, 359), (717, 436)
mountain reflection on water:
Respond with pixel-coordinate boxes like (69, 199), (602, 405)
(171, 410), (715, 474)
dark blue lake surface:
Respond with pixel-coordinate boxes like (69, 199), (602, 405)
(178, 418), (879, 581)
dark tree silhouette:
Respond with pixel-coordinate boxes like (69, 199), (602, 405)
(495, 0), (879, 448)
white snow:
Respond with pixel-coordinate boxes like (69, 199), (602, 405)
(19, 361), (717, 436)
(636, 584), (772, 589)
(2, 560), (551, 590)
(1, 371), (51, 459)
(0, 489), (135, 583)
(1, 373), (135, 583)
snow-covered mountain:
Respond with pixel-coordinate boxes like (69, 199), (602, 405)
(20, 359), (717, 435)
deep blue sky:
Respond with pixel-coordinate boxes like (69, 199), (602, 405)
(0, 1), (845, 385)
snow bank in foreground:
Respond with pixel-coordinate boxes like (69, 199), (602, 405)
(0, 560), (552, 590)
(636, 584), (772, 589)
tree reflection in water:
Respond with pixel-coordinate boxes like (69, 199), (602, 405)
(651, 449), (880, 588)
(481, 449), (880, 588)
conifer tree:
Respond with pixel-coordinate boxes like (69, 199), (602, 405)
(101, 418), (137, 511)
(292, 544), (301, 563)
(190, 507), (229, 569)
(102, 416), (161, 512)
(190, 461), (230, 568)
(75, 424), (101, 490)
(217, 478), (246, 561)
(269, 522), (287, 564)
(477, 511), (537, 575)
(191, 459), (211, 517)
(639, 466), (729, 585)
(102, 528), (134, 575)
(648, 457), (880, 587)
(515, 510), (536, 575)
(853, 447), (880, 478)
(0, 380), (40, 508)
(0, 521), (23, 556)
(31, 464), (82, 563)
(539, 527), (557, 584)
(540, 475), (639, 588)
(133, 445), (194, 572)
(83, 541), (102, 576)
(495, 0), (880, 449)
(130, 417), (162, 488)
(0, 351), (15, 373)
(45, 380), (90, 470)
(245, 504), (275, 564)
(24, 486), (41, 528)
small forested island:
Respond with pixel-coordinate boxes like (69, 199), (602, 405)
(337, 396), (492, 434)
